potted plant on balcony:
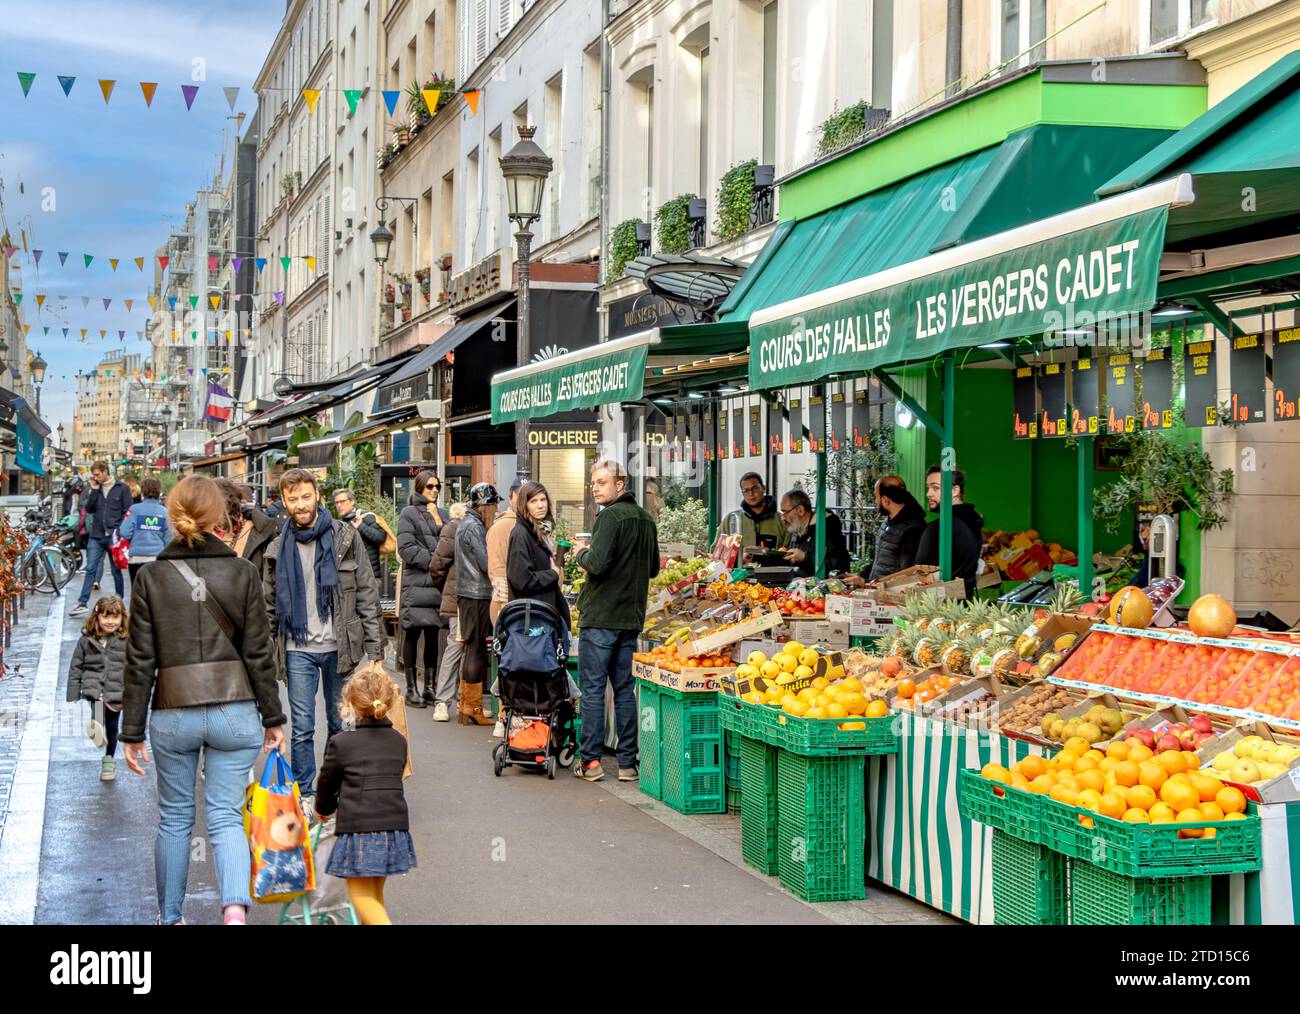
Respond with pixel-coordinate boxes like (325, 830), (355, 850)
(605, 219), (645, 285)
(716, 159), (757, 242)
(439, 252), (454, 272)
(405, 74), (457, 130)
(414, 267), (432, 301)
(391, 273), (413, 321)
(655, 195), (697, 255)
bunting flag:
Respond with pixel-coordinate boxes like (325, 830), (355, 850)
(81, 296), (90, 308)
(83, 254), (93, 267)
(4, 245), (15, 258)
(118, 330), (125, 340)
(35, 294), (44, 307)
(22, 324), (29, 335)
(99, 330), (106, 338)
(382, 90), (400, 116)
(188, 295), (198, 309)
(109, 258), (119, 271)
(32, 249), (43, 267)
(43, 326), (49, 335)
(140, 81), (157, 106)
(279, 256), (291, 271)
(158, 255), (169, 270)
(124, 299), (133, 312)
(232, 257), (243, 272)
(225, 330), (232, 341)
(58, 75), (75, 96)
(255, 258), (267, 272)
(17, 71), (35, 97)
(223, 86), (239, 110)
(274, 291), (285, 304)
(62, 328), (69, 337)
(98, 79), (115, 103)
(134, 256), (144, 270)
(181, 84), (199, 110)
(80, 329), (87, 338)
(58, 251), (68, 266)
(464, 89), (481, 115)
(167, 296), (177, 311)
(208, 255), (218, 271)
(344, 89), (361, 116)
(304, 256), (316, 272)
(303, 88), (321, 113)
(103, 298), (112, 309)
(12, 292), (21, 305)
(209, 294), (220, 310)
(422, 89), (441, 115)
(147, 295), (158, 311)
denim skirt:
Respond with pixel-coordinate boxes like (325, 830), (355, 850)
(326, 830), (417, 878)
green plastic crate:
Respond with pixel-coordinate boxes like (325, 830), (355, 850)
(659, 691), (724, 814)
(739, 736), (778, 875)
(957, 768), (1043, 843)
(1069, 860), (1211, 925)
(637, 679), (663, 800)
(726, 786), (742, 814)
(775, 751), (866, 902)
(717, 694), (897, 757)
(1039, 796), (1262, 878)
(990, 830), (1068, 925)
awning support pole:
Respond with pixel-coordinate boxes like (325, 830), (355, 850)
(1191, 296), (1242, 338)
(1077, 435), (1095, 600)
(940, 353), (954, 583)
(872, 370), (944, 436)
(815, 384), (827, 579)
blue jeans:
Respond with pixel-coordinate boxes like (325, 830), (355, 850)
(285, 650), (342, 797)
(149, 701), (263, 924)
(577, 628), (638, 767)
(78, 535), (124, 605)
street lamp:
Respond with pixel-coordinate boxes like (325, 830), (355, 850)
(57, 423), (64, 449)
(29, 351), (47, 415)
(369, 221), (394, 265)
(499, 124), (552, 483)
(159, 403), (173, 471)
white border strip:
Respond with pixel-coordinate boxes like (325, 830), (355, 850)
(748, 175), (1197, 329)
(0, 594), (68, 923)
(491, 328), (661, 386)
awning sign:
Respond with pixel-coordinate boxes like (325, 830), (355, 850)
(492, 342), (648, 423)
(748, 194), (1176, 390)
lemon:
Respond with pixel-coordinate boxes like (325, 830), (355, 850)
(784, 641), (805, 657)
(777, 654), (799, 673)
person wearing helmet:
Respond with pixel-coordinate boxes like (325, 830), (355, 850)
(453, 482), (501, 725)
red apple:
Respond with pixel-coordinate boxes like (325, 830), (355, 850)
(1157, 733), (1182, 753)
(1178, 728), (1201, 750)
(1191, 715), (1214, 735)
(1194, 731), (1215, 748)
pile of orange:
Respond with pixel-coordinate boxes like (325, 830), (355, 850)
(980, 737), (1249, 839)
(640, 642), (732, 672)
(895, 672), (958, 708)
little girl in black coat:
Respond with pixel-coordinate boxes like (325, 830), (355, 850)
(65, 596), (128, 782)
(315, 666), (416, 925)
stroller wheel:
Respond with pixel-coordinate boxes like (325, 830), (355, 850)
(493, 743), (505, 777)
(557, 740), (576, 769)
(547, 755), (556, 780)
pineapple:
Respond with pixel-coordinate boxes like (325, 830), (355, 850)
(1048, 582), (1088, 615)
(919, 590), (952, 635)
(989, 642), (1020, 677)
(939, 631), (979, 675)
(953, 600), (990, 639)
(901, 624), (938, 667)
(887, 628), (910, 661)
(894, 591), (930, 631)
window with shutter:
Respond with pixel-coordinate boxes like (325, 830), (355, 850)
(319, 195), (331, 269)
(498, 0), (514, 38)
(459, 2), (471, 80)
(475, 0), (489, 65)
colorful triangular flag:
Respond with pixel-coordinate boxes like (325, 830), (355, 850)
(181, 84), (199, 110)
(35, 293), (44, 307)
(98, 79), (115, 103)
(83, 253), (93, 267)
(274, 291), (285, 304)
(99, 329), (106, 338)
(209, 294), (220, 310)
(140, 81), (157, 106)
(11, 292), (21, 305)
(124, 299), (133, 312)
(254, 257), (267, 272)
(109, 257), (119, 271)
(167, 296), (177, 311)
(304, 256), (316, 272)
(118, 330), (125, 340)
(58, 251), (69, 266)
(17, 72), (35, 97)
(62, 328), (69, 338)
(223, 86), (240, 111)
(464, 89), (481, 115)
(158, 255), (169, 271)
(232, 257), (243, 273)
(188, 295), (198, 309)
(58, 75), (75, 97)
(303, 88), (321, 113)
(279, 256), (291, 271)
(32, 249), (42, 267)
(208, 255), (218, 271)
(382, 90), (400, 117)
(43, 326), (50, 335)
(422, 89), (442, 115)
(344, 89), (361, 116)
(147, 295), (158, 311)
(134, 256), (144, 271)
(80, 329), (87, 338)
(103, 298), (112, 309)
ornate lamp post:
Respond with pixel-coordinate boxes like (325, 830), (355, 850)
(29, 351), (47, 415)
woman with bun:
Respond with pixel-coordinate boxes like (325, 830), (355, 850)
(121, 475), (287, 926)
(314, 666), (415, 924)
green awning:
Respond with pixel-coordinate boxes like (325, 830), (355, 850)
(1098, 50), (1300, 243)
(748, 176), (1191, 389)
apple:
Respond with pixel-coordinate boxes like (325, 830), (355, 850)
(1178, 728), (1201, 751)
(1128, 728), (1157, 750)
(1190, 714), (1214, 735)
(1194, 731), (1216, 748)
(1231, 758), (1261, 784)
(1157, 733), (1182, 753)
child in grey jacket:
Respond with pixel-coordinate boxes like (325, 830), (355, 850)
(66, 596), (128, 781)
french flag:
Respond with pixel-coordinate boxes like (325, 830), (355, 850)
(205, 379), (235, 422)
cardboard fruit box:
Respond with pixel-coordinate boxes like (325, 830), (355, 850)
(651, 666), (728, 694)
(679, 608), (784, 658)
(870, 565), (967, 605)
(1193, 724), (1300, 804)
(1036, 691), (1147, 748)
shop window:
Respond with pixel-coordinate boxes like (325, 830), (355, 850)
(1146, 0), (1217, 48)
(995, 0), (1046, 72)
(762, 1), (778, 167)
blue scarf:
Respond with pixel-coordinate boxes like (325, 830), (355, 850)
(275, 509), (338, 645)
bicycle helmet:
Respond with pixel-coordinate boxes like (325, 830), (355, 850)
(468, 482), (503, 509)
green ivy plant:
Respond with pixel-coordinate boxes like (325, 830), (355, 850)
(715, 160), (756, 242)
(1092, 431), (1235, 533)
(656, 194), (697, 255)
(816, 100), (870, 158)
(606, 218), (644, 284)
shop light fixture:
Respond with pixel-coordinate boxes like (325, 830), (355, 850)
(687, 392), (705, 400)
(1152, 300), (1195, 319)
(978, 341), (1011, 349)
(717, 385), (742, 394)
(894, 401), (915, 429)
(651, 397), (673, 406)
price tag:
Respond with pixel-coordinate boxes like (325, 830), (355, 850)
(1229, 332), (1267, 423)
(808, 392), (826, 453)
(767, 398), (783, 454)
(1183, 337), (1218, 428)
(788, 393), (803, 453)
(732, 405), (744, 459)
(830, 387), (848, 451)
(1039, 362), (1067, 437)
(1274, 327), (1300, 423)
(1106, 353), (1135, 433)
(748, 404), (761, 456)
(852, 388), (870, 447)
(1070, 356), (1100, 435)
(1140, 347), (1174, 430)
(1013, 366), (1037, 440)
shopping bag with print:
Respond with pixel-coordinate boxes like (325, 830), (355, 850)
(109, 534), (130, 570)
(243, 750), (316, 904)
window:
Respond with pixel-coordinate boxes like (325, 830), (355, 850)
(498, 0), (515, 38)
(699, 46), (710, 197)
(545, 73), (563, 240)
(996, 0), (1046, 72)
(1147, 0), (1217, 47)
(488, 127), (503, 251)
(466, 147), (481, 266)
(423, 12), (436, 79)
(871, 0), (892, 113)
(761, 1), (779, 166)
(441, 171), (455, 273)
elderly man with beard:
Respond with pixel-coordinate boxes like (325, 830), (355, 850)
(779, 489), (850, 577)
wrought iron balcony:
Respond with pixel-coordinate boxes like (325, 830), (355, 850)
(749, 164), (775, 230)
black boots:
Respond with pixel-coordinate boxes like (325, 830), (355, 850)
(421, 668), (437, 706)
(404, 665), (427, 708)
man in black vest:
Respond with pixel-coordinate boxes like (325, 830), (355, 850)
(845, 476), (927, 587)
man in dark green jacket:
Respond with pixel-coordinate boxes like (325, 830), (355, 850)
(573, 460), (659, 783)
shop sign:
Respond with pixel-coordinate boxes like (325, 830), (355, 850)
(749, 206), (1168, 389)
(606, 292), (702, 341)
(492, 342), (648, 423)
(376, 371), (431, 412)
(1013, 367), (1037, 439)
(447, 253), (502, 312)
(1227, 332), (1266, 424)
(527, 426), (599, 448)
(1038, 362), (1067, 437)
(1070, 356), (1100, 435)
(1140, 346), (1174, 430)
(1183, 338), (1218, 427)
(1273, 328), (1300, 423)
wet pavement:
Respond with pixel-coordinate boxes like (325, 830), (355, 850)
(0, 582), (947, 925)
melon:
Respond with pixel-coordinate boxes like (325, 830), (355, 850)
(1188, 593), (1236, 639)
(1108, 586), (1154, 629)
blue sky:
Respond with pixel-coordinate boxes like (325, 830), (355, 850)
(0, 0), (284, 437)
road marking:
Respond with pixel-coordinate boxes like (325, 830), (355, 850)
(0, 594), (69, 923)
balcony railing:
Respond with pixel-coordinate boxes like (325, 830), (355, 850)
(749, 164), (775, 230)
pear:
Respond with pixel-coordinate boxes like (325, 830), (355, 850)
(1232, 758), (1262, 784)
(1077, 722), (1103, 744)
(1257, 761), (1286, 781)
(1047, 718), (1066, 742)
(1211, 751), (1237, 773)
(1099, 709), (1125, 736)
(1237, 736), (1264, 760)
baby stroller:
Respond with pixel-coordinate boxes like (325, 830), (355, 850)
(491, 598), (578, 779)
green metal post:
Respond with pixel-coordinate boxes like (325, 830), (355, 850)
(815, 443), (827, 579)
(1077, 435), (1095, 599)
(706, 456), (718, 542)
(939, 353), (954, 582)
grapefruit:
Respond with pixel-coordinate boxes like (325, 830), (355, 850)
(1109, 586), (1155, 628)
(1188, 594), (1237, 639)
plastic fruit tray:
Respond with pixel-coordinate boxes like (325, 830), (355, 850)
(956, 768), (1043, 843)
(1069, 860), (1211, 925)
(1038, 795), (1262, 878)
(775, 751), (867, 902)
(990, 829), (1069, 925)
(717, 695), (897, 757)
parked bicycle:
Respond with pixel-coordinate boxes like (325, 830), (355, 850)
(20, 508), (77, 594)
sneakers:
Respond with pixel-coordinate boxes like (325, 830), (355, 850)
(618, 766), (639, 782)
(92, 582), (100, 591)
(492, 719), (505, 739)
(431, 702), (450, 722)
(574, 759), (605, 782)
(222, 905), (247, 925)
(100, 756), (116, 782)
(70, 603), (88, 616)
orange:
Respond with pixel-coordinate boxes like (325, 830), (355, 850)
(1079, 815), (1096, 829)
(1029, 774), (1057, 795)
(806, 707), (827, 719)
(1189, 772), (1223, 803)
(1049, 784), (1079, 806)
(1010, 774), (1031, 792)
(1181, 750), (1201, 769)
(826, 702), (848, 719)
(1076, 789), (1102, 811)
(865, 699), (889, 719)
(1126, 784), (1157, 811)
(1074, 755), (1101, 774)
(1113, 761), (1140, 787)
(1106, 741), (1131, 761)
(1176, 808), (1205, 838)
(1148, 801), (1176, 822)
(1137, 761), (1168, 792)
(811, 676), (830, 690)
(896, 678), (916, 700)
(1123, 807), (1150, 823)
(1223, 811), (1247, 822)
(845, 693), (868, 715)
(786, 700), (810, 717)
(1055, 772), (1080, 791)
(1215, 786), (1247, 815)
(1199, 801), (1225, 822)
(1127, 743), (1154, 762)
(1017, 755), (1047, 781)
(813, 695), (833, 710)
(1098, 757), (1119, 774)
(1155, 750), (1187, 775)
(1083, 749), (1106, 764)
(1064, 737), (1091, 757)
(1098, 793), (1126, 820)
(1054, 749), (1079, 771)
(1160, 781), (1200, 813)
(1150, 810), (1175, 825)
(1076, 769), (1106, 793)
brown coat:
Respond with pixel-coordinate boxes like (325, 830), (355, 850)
(486, 507), (517, 622)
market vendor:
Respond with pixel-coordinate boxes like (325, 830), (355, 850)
(720, 472), (789, 551)
(843, 476), (926, 587)
(914, 465), (984, 597)
(779, 489), (850, 577)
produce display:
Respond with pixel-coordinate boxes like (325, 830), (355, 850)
(1207, 736), (1300, 786)
(982, 528), (1078, 579)
(842, 648), (906, 696)
(650, 556), (712, 591)
(998, 684), (1075, 737)
(1039, 702), (1133, 745)
(893, 671), (960, 708)
(634, 642), (733, 671)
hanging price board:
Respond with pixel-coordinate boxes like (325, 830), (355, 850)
(768, 398), (784, 453)
(808, 391), (826, 453)
(1229, 332), (1267, 423)
(1039, 362), (1067, 437)
(732, 406), (745, 458)
(1183, 337), (1218, 427)
(1273, 327), (1300, 422)
(1106, 353), (1136, 433)
(852, 388), (870, 447)
(749, 403), (762, 455)
(1140, 346), (1174, 430)
(829, 387), (847, 450)
(717, 407), (729, 459)
(702, 406), (714, 462)
(789, 392), (804, 453)
(1013, 366), (1038, 439)
(1070, 355), (1100, 435)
